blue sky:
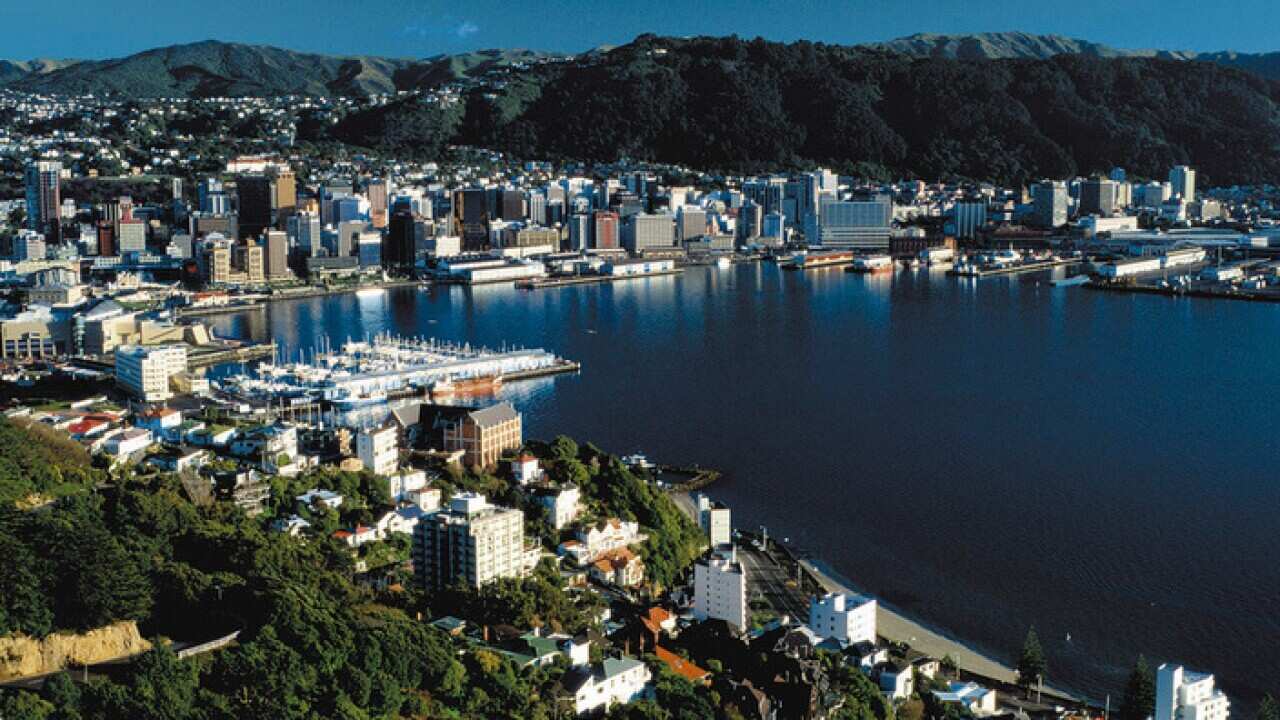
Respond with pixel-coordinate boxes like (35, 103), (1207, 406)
(6, 0), (1279, 60)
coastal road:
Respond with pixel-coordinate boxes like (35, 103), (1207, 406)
(737, 544), (811, 621)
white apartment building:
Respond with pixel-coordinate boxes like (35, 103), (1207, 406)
(808, 592), (877, 646)
(357, 425), (399, 475)
(413, 493), (532, 590)
(693, 547), (747, 630)
(115, 344), (187, 402)
(1156, 664), (1230, 720)
(696, 493), (732, 547)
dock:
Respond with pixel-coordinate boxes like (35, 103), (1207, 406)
(502, 359), (581, 380)
(1085, 280), (1280, 303)
(187, 342), (276, 369)
(516, 269), (683, 290)
(947, 258), (1079, 278)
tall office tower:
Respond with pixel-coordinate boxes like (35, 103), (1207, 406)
(453, 188), (490, 251)
(1031, 180), (1069, 228)
(366, 178), (389, 228)
(384, 208), (418, 271)
(25, 160), (62, 236)
(262, 230), (289, 279)
(677, 206), (708, 244)
(1169, 165), (1196, 202)
(237, 174), (273, 240)
(198, 178), (228, 214)
(500, 189), (524, 221)
(1079, 177), (1119, 216)
(622, 213), (675, 253)
(273, 168), (297, 214)
(413, 493), (529, 591)
(170, 177), (184, 201)
(592, 210), (619, 249)
(737, 201), (762, 242)
(815, 196), (892, 249)
(952, 200), (987, 239)
(117, 220), (147, 253)
(96, 221), (116, 257)
(335, 220), (364, 258)
(568, 214), (591, 252)
(288, 210), (322, 257)
(528, 192), (548, 226)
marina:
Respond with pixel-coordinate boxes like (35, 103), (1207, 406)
(215, 333), (578, 419)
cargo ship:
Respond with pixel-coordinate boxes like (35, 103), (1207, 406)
(781, 250), (856, 270)
(846, 254), (895, 273)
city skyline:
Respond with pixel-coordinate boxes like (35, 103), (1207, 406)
(6, 0), (1280, 61)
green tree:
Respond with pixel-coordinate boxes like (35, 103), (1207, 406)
(1119, 655), (1156, 720)
(1016, 628), (1047, 694)
(1257, 695), (1280, 720)
(0, 690), (54, 720)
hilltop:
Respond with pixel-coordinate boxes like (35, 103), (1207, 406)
(1, 40), (551, 97)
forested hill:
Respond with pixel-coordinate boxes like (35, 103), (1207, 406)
(444, 35), (1280, 186)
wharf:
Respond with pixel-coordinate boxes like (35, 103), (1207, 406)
(175, 281), (420, 318)
(1086, 280), (1280, 303)
(516, 269), (683, 289)
(187, 342), (276, 369)
(502, 359), (581, 380)
(947, 258), (1079, 278)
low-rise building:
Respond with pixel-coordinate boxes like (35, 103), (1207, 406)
(931, 682), (997, 716)
(807, 592), (876, 647)
(564, 656), (652, 716)
(590, 548), (645, 588)
(441, 402), (522, 468)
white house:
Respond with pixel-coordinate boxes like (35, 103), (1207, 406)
(876, 660), (915, 700)
(333, 525), (379, 548)
(297, 489), (344, 512)
(388, 469), (428, 502)
(932, 682), (997, 716)
(272, 515), (311, 536)
(535, 484), (580, 530)
(564, 656), (652, 716)
(807, 592), (876, 647)
(1156, 665), (1231, 720)
(103, 428), (153, 459)
(559, 518), (646, 565)
(693, 547), (747, 629)
(512, 452), (544, 485)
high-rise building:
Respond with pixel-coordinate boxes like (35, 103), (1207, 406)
(815, 196), (892, 249)
(1155, 664), (1229, 720)
(412, 493), (530, 590)
(237, 174), (273, 240)
(198, 178), (229, 214)
(693, 547), (747, 629)
(568, 214), (592, 252)
(273, 168), (297, 214)
(695, 494), (731, 547)
(622, 213), (674, 254)
(1031, 181), (1069, 228)
(117, 220), (147, 253)
(737, 201), (762, 243)
(677, 206), (708, 244)
(453, 188), (490, 251)
(528, 192), (548, 226)
(114, 344), (187, 402)
(952, 201), (987, 239)
(384, 209), (418, 271)
(12, 230), (46, 262)
(357, 231), (382, 267)
(1080, 178), (1119, 217)
(366, 178), (389, 228)
(357, 424), (398, 476)
(500, 189), (524, 221)
(1170, 165), (1196, 202)
(593, 210), (619, 250)
(25, 160), (61, 236)
(288, 211), (321, 257)
(262, 230), (289, 279)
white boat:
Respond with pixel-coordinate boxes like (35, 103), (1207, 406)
(355, 287), (387, 298)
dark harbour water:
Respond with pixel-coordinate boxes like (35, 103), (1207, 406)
(209, 262), (1280, 704)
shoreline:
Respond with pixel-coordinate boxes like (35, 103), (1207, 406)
(670, 489), (1080, 703)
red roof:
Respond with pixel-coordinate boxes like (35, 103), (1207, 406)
(655, 646), (710, 683)
(68, 418), (107, 435)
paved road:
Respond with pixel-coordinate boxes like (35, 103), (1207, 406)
(737, 544), (811, 621)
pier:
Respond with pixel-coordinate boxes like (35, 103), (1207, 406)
(515, 269), (683, 290)
(947, 258), (1079, 278)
